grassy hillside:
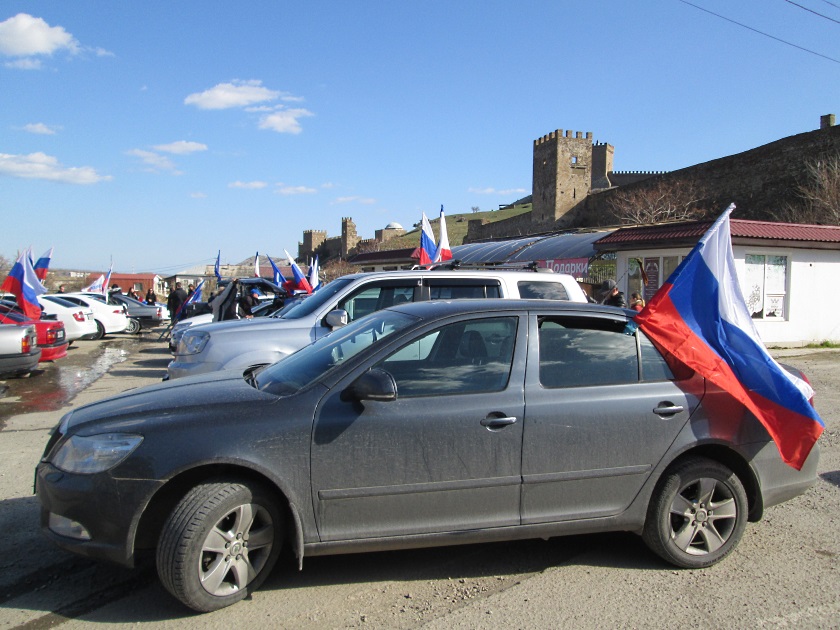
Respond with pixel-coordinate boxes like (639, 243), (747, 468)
(379, 204), (532, 251)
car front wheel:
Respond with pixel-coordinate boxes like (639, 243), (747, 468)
(642, 457), (747, 569)
(157, 480), (283, 612)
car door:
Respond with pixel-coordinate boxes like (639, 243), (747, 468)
(310, 313), (526, 541)
(521, 312), (702, 524)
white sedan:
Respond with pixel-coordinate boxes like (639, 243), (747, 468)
(39, 295), (98, 342)
(60, 293), (129, 339)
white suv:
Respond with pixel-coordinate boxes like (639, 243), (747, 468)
(167, 269), (588, 380)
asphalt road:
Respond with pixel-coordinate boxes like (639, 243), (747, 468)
(0, 334), (838, 629)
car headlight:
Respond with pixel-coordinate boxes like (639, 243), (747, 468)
(178, 330), (210, 355)
(51, 433), (143, 474)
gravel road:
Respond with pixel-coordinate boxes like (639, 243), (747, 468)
(1, 337), (837, 629)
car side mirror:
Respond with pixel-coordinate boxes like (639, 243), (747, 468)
(325, 309), (349, 329)
(341, 368), (397, 402)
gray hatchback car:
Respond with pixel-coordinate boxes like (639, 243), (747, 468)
(36, 299), (819, 613)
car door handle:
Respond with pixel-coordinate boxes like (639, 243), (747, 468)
(653, 403), (684, 417)
(481, 415), (518, 430)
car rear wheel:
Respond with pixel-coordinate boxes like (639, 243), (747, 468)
(92, 320), (105, 340)
(642, 457), (747, 569)
(125, 318), (141, 334)
(157, 480), (283, 613)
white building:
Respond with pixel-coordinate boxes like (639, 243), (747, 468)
(595, 219), (840, 347)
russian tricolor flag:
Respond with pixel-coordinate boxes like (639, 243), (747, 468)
(413, 212), (438, 265)
(636, 204), (823, 470)
(1, 251), (47, 320)
(34, 247), (53, 281)
(284, 250), (313, 294)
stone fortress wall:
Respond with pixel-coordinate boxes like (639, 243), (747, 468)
(467, 114), (840, 242)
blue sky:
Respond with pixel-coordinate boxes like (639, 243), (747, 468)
(1, 0), (838, 274)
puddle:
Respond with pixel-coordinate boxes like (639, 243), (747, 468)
(0, 339), (135, 425)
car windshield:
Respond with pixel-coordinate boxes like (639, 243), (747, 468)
(254, 309), (417, 396)
(277, 278), (355, 320)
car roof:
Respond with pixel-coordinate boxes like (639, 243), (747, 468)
(337, 269), (578, 281)
(387, 297), (631, 319)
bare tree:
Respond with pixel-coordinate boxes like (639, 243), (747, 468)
(606, 178), (706, 225)
(773, 154), (840, 225)
(471, 206), (481, 213)
(0, 254), (10, 279)
(320, 258), (356, 282)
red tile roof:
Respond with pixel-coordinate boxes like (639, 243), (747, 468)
(595, 219), (840, 249)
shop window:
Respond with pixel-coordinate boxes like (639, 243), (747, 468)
(743, 254), (787, 320)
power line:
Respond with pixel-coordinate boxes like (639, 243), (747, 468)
(818, 0), (840, 11)
(678, 0), (840, 64)
(783, 0), (840, 24)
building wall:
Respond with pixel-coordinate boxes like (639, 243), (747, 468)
(613, 246), (840, 346)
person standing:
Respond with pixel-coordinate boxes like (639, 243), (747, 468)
(167, 282), (189, 320)
(629, 292), (646, 312)
(599, 279), (627, 308)
(145, 288), (157, 305)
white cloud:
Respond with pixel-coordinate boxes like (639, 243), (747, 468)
(153, 140), (208, 155)
(468, 187), (528, 195)
(126, 149), (179, 173)
(5, 57), (41, 69)
(229, 180), (268, 189)
(23, 122), (58, 135)
(0, 151), (110, 184)
(190, 192), (207, 199)
(258, 108), (314, 134)
(184, 80), (279, 110)
(0, 13), (79, 57)
(277, 185), (317, 195)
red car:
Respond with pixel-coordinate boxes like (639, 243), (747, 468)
(0, 302), (68, 362)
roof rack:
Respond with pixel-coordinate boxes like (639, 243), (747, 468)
(411, 260), (553, 273)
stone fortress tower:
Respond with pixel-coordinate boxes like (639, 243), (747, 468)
(532, 130), (596, 225)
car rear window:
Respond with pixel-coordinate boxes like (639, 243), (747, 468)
(517, 281), (569, 301)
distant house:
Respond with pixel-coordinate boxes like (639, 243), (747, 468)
(594, 219), (840, 346)
(85, 272), (165, 298)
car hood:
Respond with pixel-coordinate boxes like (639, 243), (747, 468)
(61, 369), (276, 434)
(194, 316), (305, 335)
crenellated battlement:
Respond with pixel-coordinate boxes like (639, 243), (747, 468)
(610, 170), (668, 175)
(534, 129), (594, 145)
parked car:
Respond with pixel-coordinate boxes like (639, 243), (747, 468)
(60, 293), (129, 339)
(35, 299), (819, 613)
(0, 303), (67, 362)
(168, 300), (287, 352)
(0, 323), (40, 377)
(167, 269), (588, 380)
(105, 293), (164, 334)
(39, 295), (98, 343)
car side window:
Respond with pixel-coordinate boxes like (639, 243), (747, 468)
(639, 331), (676, 381)
(377, 316), (517, 397)
(538, 317), (638, 388)
(426, 280), (502, 300)
(338, 284), (415, 321)
(517, 281), (570, 300)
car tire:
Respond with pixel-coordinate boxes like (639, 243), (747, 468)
(642, 457), (747, 569)
(125, 318), (141, 334)
(92, 320), (105, 340)
(157, 480), (283, 613)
